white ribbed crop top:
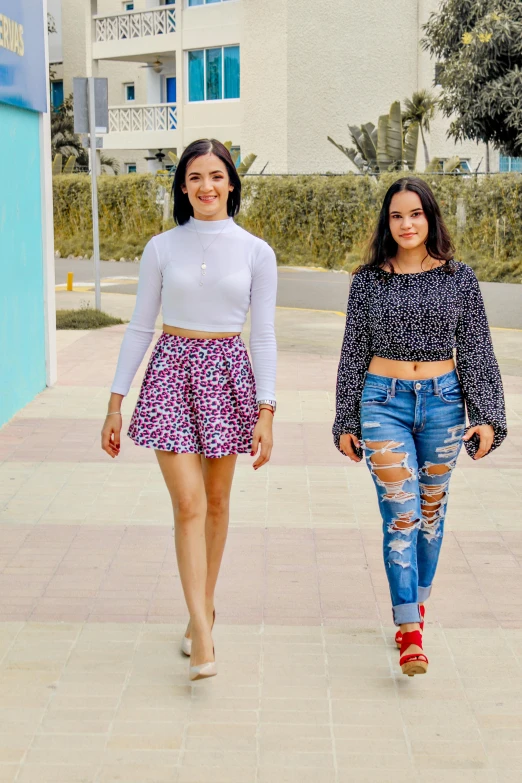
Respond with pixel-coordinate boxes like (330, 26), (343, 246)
(111, 217), (278, 401)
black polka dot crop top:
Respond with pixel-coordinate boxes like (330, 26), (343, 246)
(332, 261), (507, 458)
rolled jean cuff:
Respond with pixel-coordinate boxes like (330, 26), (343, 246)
(418, 585), (432, 603)
(392, 602), (422, 627)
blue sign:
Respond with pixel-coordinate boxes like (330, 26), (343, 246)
(0, 0), (47, 113)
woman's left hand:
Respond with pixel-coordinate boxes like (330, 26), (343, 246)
(463, 424), (494, 459)
(251, 409), (273, 470)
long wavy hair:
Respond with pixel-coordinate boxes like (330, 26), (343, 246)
(362, 177), (455, 274)
(173, 139), (241, 225)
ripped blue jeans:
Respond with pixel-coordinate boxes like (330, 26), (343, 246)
(360, 370), (466, 626)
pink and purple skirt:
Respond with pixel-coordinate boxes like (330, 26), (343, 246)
(128, 333), (258, 458)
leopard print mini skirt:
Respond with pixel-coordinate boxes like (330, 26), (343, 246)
(128, 333), (258, 458)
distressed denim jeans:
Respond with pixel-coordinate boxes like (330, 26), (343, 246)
(360, 370), (466, 626)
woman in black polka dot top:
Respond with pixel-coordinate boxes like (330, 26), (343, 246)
(333, 177), (506, 677)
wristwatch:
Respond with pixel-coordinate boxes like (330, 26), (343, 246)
(258, 399), (277, 413)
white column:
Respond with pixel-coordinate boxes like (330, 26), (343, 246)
(41, 0), (57, 387)
(174, 4), (183, 156)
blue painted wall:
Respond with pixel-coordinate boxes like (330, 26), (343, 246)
(0, 102), (46, 427)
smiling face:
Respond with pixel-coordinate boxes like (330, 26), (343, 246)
(181, 153), (234, 221)
(389, 190), (429, 251)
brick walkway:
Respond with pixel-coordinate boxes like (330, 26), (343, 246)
(0, 304), (521, 782)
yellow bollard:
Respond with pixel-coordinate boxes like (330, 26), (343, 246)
(66, 272), (74, 291)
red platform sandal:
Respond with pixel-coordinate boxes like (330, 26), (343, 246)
(395, 604), (425, 649)
(400, 630), (428, 676)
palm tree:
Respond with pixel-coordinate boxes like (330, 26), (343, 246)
(402, 90), (438, 169)
(51, 97), (82, 159)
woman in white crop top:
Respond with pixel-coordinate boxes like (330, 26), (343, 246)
(101, 139), (278, 681)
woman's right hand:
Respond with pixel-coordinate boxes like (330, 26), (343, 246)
(101, 413), (122, 458)
(339, 433), (362, 462)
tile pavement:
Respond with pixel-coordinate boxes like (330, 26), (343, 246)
(0, 303), (521, 781)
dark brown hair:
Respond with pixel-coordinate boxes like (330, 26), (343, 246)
(363, 177), (455, 274)
(172, 138), (241, 225)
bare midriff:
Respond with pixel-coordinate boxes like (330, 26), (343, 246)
(368, 356), (455, 381)
(163, 325), (241, 340)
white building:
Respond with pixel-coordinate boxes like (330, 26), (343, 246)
(48, 0), (512, 175)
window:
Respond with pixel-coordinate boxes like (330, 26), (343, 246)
(230, 145), (241, 166)
(51, 80), (64, 109)
(188, 45), (240, 102)
(188, 0), (232, 6)
(499, 155), (522, 173)
(434, 62), (444, 86)
(165, 76), (177, 103)
(125, 163), (137, 174)
(123, 2), (134, 9)
(125, 83), (135, 102)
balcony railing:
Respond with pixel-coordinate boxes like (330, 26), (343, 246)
(95, 6), (176, 43)
(108, 103), (177, 133)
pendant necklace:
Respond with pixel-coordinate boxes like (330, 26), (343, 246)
(193, 219), (229, 286)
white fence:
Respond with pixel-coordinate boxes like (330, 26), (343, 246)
(108, 104), (177, 133)
(95, 6), (176, 42)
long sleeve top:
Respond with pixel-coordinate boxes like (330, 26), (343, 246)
(332, 262), (507, 459)
(111, 217), (278, 401)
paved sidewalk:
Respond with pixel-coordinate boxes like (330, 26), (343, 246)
(0, 305), (521, 782)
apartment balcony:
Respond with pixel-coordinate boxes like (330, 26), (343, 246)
(103, 103), (178, 151)
(92, 5), (178, 63)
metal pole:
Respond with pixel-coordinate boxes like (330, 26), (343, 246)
(88, 76), (101, 311)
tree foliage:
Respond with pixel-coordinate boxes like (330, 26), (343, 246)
(402, 90), (438, 168)
(422, 0), (522, 156)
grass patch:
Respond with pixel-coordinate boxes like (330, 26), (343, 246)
(56, 308), (125, 330)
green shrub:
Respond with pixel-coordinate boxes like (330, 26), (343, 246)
(53, 173), (167, 260)
(56, 308), (124, 330)
(53, 172), (522, 283)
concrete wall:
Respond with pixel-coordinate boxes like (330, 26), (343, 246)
(0, 105), (47, 428)
(285, 0), (418, 174)
(241, 0), (288, 173)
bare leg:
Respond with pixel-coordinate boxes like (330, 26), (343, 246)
(185, 454), (237, 640)
(155, 451), (213, 666)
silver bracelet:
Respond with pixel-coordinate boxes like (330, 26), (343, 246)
(106, 411), (122, 416)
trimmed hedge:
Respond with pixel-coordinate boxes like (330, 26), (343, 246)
(53, 172), (522, 282)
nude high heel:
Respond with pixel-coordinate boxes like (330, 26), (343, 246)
(189, 659), (217, 681)
(181, 609), (215, 657)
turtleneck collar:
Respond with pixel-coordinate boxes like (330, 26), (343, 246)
(186, 216), (234, 234)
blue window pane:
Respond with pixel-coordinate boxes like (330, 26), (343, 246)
(206, 48), (222, 100)
(188, 0), (204, 5)
(206, 0), (221, 4)
(166, 77), (177, 103)
(224, 45), (240, 99)
(126, 84), (135, 101)
(126, 164), (137, 173)
(164, 0), (175, 4)
(51, 80), (64, 109)
(124, 2), (134, 10)
(499, 155), (522, 172)
(188, 50), (205, 101)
